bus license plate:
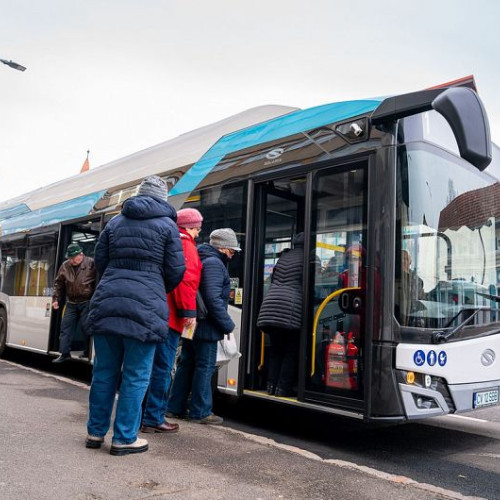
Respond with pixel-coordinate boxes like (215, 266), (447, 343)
(473, 388), (499, 409)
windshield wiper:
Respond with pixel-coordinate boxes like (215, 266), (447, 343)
(432, 307), (491, 343)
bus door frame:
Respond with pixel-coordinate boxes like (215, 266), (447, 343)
(302, 161), (372, 413)
(239, 157), (377, 417)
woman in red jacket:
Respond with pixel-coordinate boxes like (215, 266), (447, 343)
(141, 208), (203, 433)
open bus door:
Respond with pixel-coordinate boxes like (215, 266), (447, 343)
(48, 217), (101, 356)
(244, 164), (368, 415)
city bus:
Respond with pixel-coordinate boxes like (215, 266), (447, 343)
(1, 76), (499, 422)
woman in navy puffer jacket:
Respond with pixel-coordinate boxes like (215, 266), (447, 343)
(257, 232), (304, 397)
(167, 228), (240, 425)
(86, 176), (185, 456)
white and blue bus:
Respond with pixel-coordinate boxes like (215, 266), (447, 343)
(1, 76), (499, 422)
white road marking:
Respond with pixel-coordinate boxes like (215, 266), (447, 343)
(2, 359), (488, 500)
(446, 414), (488, 423)
(1, 359), (90, 389)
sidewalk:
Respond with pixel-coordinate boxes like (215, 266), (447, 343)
(0, 359), (449, 500)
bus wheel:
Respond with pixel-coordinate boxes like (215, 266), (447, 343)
(0, 308), (6, 357)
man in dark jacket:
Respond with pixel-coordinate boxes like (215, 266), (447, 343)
(166, 228), (240, 425)
(52, 243), (96, 363)
(257, 232), (304, 397)
(86, 176), (185, 456)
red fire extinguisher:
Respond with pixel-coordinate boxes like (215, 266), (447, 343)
(325, 332), (347, 388)
(346, 332), (359, 390)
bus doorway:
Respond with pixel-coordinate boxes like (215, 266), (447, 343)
(245, 176), (306, 398)
(49, 218), (101, 356)
(245, 165), (367, 413)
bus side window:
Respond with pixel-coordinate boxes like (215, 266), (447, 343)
(183, 182), (247, 308)
(0, 243), (26, 296)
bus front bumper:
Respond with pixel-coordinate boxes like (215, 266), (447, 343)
(399, 379), (500, 420)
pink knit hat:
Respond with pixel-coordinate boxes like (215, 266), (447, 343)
(176, 208), (203, 228)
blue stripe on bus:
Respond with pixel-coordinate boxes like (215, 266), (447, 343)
(0, 191), (107, 236)
(0, 203), (31, 221)
(170, 99), (382, 196)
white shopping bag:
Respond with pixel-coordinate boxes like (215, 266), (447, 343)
(216, 333), (241, 367)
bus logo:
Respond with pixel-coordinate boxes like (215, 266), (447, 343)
(265, 148), (285, 160)
(481, 349), (495, 366)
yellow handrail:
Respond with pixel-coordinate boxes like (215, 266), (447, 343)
(310, 287), (360, 377)
(257, 331), (265, 371)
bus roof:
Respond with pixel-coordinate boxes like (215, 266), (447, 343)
(0, 104), (297, 215)
(0, 97), (384, 235)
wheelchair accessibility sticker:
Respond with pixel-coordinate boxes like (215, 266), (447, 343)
(413, 350), (425, 366)
(413, 349), (447, 367)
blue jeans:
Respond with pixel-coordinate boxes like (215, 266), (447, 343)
(142, 329), (180, 426)
(167, 337), (217, 420)
(87, 334), (156, 444)
(59, 302), (90, 354)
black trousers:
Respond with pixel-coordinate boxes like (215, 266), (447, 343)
(266, 327), (300, 393)
(59, 301), (90, 354)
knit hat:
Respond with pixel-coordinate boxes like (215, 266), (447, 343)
(137, 175), (168, 201)
(177, 208), (203, 229)
(209, 228), (241, 252)
(66, 243), (83, 258)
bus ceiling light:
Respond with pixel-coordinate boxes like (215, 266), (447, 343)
(406, 371), (415, 384)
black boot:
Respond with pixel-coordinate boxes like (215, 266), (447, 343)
(267, 383), (276, 395)
(52, 353), (71, 364)
(275, 387), (295, 397)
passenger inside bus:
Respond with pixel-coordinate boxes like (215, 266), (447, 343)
(257, 232), (304, 397)
(394, 249), (425, 326)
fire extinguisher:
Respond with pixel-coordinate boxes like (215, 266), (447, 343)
(346, 332), (359, 390)
(325, 332), (347, 388)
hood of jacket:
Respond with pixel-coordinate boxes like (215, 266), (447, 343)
(197, 242), (228, 264)
(122, 195), (177, 221)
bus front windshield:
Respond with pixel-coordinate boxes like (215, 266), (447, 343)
(395, 144), (500, 334)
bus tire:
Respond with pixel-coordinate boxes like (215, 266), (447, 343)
(0, 308), (6, 357)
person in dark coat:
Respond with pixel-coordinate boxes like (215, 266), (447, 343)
(86, 176), (185, 456)
(257, 232), (304, 397)
(166, 228), (240, 425)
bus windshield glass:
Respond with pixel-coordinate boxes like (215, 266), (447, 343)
(395, 143), (500, 334)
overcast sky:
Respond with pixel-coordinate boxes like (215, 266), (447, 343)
(1, 0), (499, 202)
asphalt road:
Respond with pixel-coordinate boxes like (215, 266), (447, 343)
(2, 348), (499, 500)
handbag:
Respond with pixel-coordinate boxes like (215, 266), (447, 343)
(196, 290), (208, 320)
(216, 333), (241, 367)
